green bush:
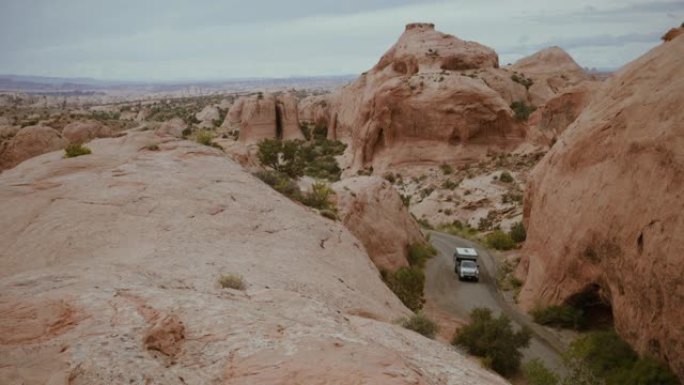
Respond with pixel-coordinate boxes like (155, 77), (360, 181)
(499, 171), (514, 183)
(452, 307), (531, 376)
(486, 230), (516, 250)
(254, 170), (303, 201)
(510, 221), (526, 243)
(407, 242), (437, 268)
(401, 312), (439, 339)
(566, 330), (678, 385)
(523, 359), (559, 385)
(257, 139), (305, 178)
(301, 182), (334, 211)
(64, 144), (92, 158)
(181, 127), (192, 138)
(440, 163), (453, 175)
(511, 101), (536, 121)
(218, 273), (245, 290)
(257, 138), (346, 181)
(195, 130), (214, 146)
(319, 209), (338, 221)
(382, 267), (425, 311)
(442, 179), (459, 189)
(531, 305), (585, 330)
(511, 73), (534, 90)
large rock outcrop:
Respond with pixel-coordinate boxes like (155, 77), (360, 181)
(229, 93), (304, 144)
(333, 176), (425, 271)
(527, 81), (598, 142)
(195, 105), (220, 128)
(298, 94), (333, 130)
(0, 125), (67, 171)
(327, 23), (527, 172)
(155, 117), (187, 138)
(0, 132), (507, 385)
(509, 47), (589, 106)
(61, 120), (113, 144)
(517, 33), (684, 379)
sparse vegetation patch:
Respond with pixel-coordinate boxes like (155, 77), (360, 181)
(452, 307), (531, 376)
(400, 312), (439, 339)
(218, 273), (246, 290)
(64, 144), (92, 158)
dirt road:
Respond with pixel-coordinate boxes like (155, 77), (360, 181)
(426, 231), (566, 372)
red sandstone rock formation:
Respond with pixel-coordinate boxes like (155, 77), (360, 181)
(328, 23), (527, 172)
(0, 125), (67, 171)
(333, 176), (425, 271)
(518, 32), (684, 380)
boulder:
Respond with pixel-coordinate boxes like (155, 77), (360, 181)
(333, 176), (424, 271)
(61, 120), (112, 144)
(195, 105), (220, 128)
(155, 117), (187, 138)
(0, 125), (66, 171)
(518, 32), (684, 380)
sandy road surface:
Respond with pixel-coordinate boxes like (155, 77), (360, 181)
(426, 231), (566, 372)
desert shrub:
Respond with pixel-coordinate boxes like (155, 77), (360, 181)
(383, 172), (396, 183)
(257, 138), (345, 181)
(437, 221), (480, 243)
(64, 144), (92, 158)
(511, 73), (534, 90)
(523, 359), (559, 385)
(312, 125), (327, 141)
(510, 221), (526, 243)
(254, 170), (302, 201)
(257, 139), (305, 178)
(301, 182), (334, 210)
(407, 242), (438, 268)
(478, 213), (495, 231)
(420, 187), (434, 198)
(502, 192), (523, 204)
(442, 179), (459, 189)
(319, 209), (338, 221)
(611, 357), (680, 385)
(511, 101), (536, 121)
(499, 171), (514, 183)
(401, 312), (439, 339)
(218, 273), (245, 290)
(90, 110), (120, 121)
(195, 130), (214, 146)
(531, 305), (585, 330)
(452, 307), (531, 376)
(400, 194), (411, 207)
(440, 163), (453, 175)
(181, 127), (192, 138)
(381, 267), (425, 311)
(485, 230), (516, 250)
(145, 144), (160, 151)
(416, 218), (433, 229)
(566, 330), (678, 385)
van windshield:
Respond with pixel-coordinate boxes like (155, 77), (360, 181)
(462, 260), (477, 268)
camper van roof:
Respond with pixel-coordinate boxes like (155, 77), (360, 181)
(455, 247), (478, 256)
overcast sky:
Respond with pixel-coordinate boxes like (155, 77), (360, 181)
(1, 0), (682, 81)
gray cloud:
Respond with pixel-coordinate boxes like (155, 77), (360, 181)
(0, 0), (682, 80)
